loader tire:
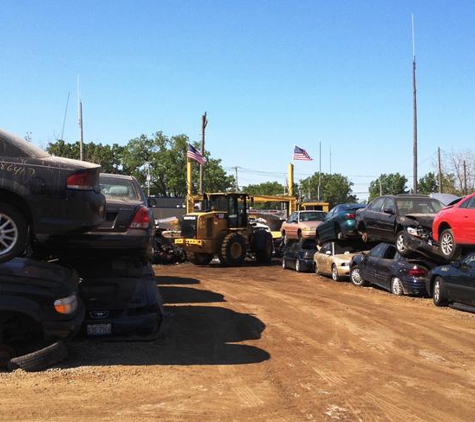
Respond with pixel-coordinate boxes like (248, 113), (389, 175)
(220, 233), (246, 266)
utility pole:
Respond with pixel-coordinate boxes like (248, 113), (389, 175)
(199, 112), (208, 195)
(78, 76), (84, 161)
(438, 147), (442, 193)
(232, 166), (239, 191)
(412, 14), (418, 193)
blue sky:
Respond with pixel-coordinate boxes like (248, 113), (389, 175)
(2, 1), (474, 200)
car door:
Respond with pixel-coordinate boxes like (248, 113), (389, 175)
(453, 196), (475, 244)
(317, 208), (336, 241)
(361, 197), (386, 239)
(359, 243), (388, 284)
(372, 244), (397, 291)
(283, 212), (299, 239)
(316, 243), (332, 275)
(378, 198), (397, 241)
(445, 254), (475, 305)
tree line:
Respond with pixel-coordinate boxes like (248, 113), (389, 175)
(46, 133), (473, 207)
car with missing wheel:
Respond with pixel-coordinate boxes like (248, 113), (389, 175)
(349, 242), (435, 296)
(0, 128), (105, 263)
(314, 241), (368, 281)
(280, 210), (326, 244)
(281, 239), (317, 272)
(355, 194), (444, 257)
(427, 252), (475, 311)
(316, 203), (366, 245)
(0, 258), (85, 372)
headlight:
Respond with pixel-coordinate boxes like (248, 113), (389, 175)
(407, 227), (418, 236)
(303, 227), (314, 232)
(54, 294), (78, 315)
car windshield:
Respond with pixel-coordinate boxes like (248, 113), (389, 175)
(100, 179), (142, 201)
(396, 198), (444, 215)
(300, 212), (325, 222)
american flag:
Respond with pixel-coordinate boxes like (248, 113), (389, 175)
(293, 145), (313, 161)
(187, 143), (207, 165)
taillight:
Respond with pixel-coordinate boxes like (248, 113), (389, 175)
(345, 213), (356, 219)
(408, 267), (427, 277)
(130, 206), (151, 229)
(67, 171), (95, 190)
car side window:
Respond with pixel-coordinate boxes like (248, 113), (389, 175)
(368, 197), (386, 212)
(370, 243), (387, 258)
(286, 212), (296, 223)
(383, 198), (396, 214)
(320, 244), (330, 254)
(462, 197), (475, 209)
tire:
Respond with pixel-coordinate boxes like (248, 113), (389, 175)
(0, 204), (28, 264)
(295, 259), (301, 272)
(220, 233), (246, 266)
(396, 231), (409, 256)
(439, 229), (461, 260)
(282, 257), (287, 269)
(7, 341), (69, 372)
(350, 267), (368, 287)
(188, 252), (213, 265)
(255, 232), (273, 264)
(433, 276), (448, 307)
(282, 232), (288, 246)
(331, 264), (340, 281)
(391, 277), (404, 296)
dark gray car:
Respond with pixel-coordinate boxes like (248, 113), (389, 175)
(0, 128), (105, 263)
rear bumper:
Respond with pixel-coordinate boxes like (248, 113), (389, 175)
(400, 276), (428, 296)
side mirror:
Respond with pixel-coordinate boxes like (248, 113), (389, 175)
(383, 207), (395, 215)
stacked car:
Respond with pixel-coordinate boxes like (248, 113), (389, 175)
(0, 128), (163, 371)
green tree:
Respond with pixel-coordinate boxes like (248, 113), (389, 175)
(368, 173), (408, 201)
(418, 172), (439, 194)
(46, 140), (123, 173)
(300, 173), (357, 207)
(242, 181), (286, 196)
(121, 132), (234, 197)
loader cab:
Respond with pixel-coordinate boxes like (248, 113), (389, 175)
(204, 193), (250, 228)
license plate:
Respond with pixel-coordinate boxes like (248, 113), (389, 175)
(87, 323), (112, 336)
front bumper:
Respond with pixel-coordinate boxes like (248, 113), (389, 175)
(403, 230), (447, 262)
(43, 301), (86, 340)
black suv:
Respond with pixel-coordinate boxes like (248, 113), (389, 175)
(0, 258), (85, 371)
(0, 128), (105, 263)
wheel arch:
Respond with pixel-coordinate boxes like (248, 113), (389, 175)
(0, 189), (34, 228)
(437, 222), (452, 238)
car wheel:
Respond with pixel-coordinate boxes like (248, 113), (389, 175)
(350, 267), (368, 287)
(439, 229), (461, 260)
(282, 257), (287, 269)
(331, 264), (340, 281)
(0, 204), (28, 264)
(295, 259), (301, 272)
(395, 231), (408, 256)
(433, 276), (448, 307)
(314, 261), (319, 275)
(391, 277), (404, 296)
(361, 231), (369, 242)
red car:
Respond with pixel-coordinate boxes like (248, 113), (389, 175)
(432, 193), (475, 260)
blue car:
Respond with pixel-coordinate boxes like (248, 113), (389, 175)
(316, 203), (366, 245)
(282, 239), (316, 273)
(427, 252), (475, 311)
(349, 243), (435, 296)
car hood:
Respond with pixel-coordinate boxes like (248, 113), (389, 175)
(398, 213), (436, 229)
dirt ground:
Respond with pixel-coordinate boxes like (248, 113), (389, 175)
(2, 259), (475, 421)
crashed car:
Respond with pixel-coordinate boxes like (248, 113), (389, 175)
(0, 128), (105, 263)
(355, 194), (444, 258)
(0, 258), (85, 371)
